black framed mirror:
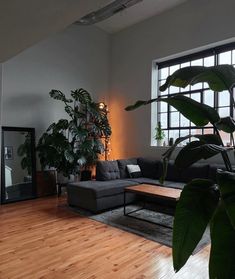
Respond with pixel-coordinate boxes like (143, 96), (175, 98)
(1, 127), (37, 203)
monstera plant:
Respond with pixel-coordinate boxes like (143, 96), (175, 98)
(37, 88), (111, 179)
(126, 64), (235, 278)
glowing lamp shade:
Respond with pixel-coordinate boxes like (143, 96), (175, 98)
(98, 102), (105, 110)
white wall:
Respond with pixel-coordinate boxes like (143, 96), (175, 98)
(2, 24), (111, 143)
(110, 0), (235, 161)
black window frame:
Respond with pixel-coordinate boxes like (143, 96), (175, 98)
(155, 42), (235, 146)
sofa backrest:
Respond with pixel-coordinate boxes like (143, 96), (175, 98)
(96, 160), (120, 181)
(117, 158), (138, 178)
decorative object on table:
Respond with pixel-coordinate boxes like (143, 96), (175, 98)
(169, 137), (174, 146)
(37, 88), (112, 183)
(154, 121), (165, 146)
(126, 64), (235, 278)
(4, 146), (13, 160)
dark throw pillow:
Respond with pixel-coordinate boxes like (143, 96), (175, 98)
(126, 164), (142, 178)
(96, 160), (120, 181)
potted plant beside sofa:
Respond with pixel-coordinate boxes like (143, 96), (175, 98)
(37, 88), (111, 183)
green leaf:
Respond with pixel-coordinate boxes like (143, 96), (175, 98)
(173, 179), (219, 272)
(160, 65), (235, 92)
(216, 116), (235, 133)
(216, 170), (235, 229)
(161, 95), (220, 126)
(71, 88), (92, 104)
(159, 134), (221, 183)
(175, 141), (230, 169)
(49, 90), (73, 103)
(209, 202), (235, 279)
(125, 99), (157, 111)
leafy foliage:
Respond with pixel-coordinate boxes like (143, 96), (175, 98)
(17, 132), (32, 175)
(37, 88), (111, 177)
(126, 64), (235, 278)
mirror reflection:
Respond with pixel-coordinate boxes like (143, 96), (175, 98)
(2, 128), (36, 202)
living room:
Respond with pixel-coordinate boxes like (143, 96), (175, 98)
(1, 0), (235, 278)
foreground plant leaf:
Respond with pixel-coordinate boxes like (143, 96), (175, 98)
(209, 202), (235, 279)
(175, 142), (231, 169)
(173, 179), (219, 272)
(216, 116), (235, 133)
(216, 170), (235, 229)
(160, 65), (235, 92)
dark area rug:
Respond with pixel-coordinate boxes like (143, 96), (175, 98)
(70, 204), (210, 254)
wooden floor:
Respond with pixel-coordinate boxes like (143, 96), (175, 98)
(0, 196), (210, 279)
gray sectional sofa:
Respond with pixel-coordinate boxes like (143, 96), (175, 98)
(67, 157), (222, 213)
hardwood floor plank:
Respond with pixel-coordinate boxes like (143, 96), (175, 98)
(0, 196), (209, 278)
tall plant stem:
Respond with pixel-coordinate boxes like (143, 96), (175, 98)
(214, 125), (232, 171)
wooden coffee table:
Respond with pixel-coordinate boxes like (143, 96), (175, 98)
(124, 184), (182, 228)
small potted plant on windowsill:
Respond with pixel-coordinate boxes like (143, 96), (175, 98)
(155, 121), (165, 146)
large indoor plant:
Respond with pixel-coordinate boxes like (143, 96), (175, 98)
(37, 88), (111, 181)
(126, 64), (235, 278)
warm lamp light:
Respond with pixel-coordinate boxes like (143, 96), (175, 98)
(98, 102), (105, 110)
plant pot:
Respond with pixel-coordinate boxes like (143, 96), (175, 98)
(81, 170), (92, 181)
(157, 139), (163, 146)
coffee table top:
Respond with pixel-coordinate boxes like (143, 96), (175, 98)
(125, 184), (181, 201)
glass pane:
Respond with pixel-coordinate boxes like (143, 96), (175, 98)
(218, 107), (230, 117)
(191, 128), (203, 136)
(203, 128), (214, 135)
(160, 68), (169, 79)
(181, 85), (190, 92)
(191, 59), (203, 66)
(191, 83), (203, 90)
(232, 50), (235, 65)
(219, 51), (231, 65)
(180, 129), (190, 146)
(170, 112), (179, 127)
(181, 62), (190, 68)
(204, 56), (215, 67)
(170, 64), (180, 75)
(158, 80), (167, 96)
(160, 102), (167, 113)
(204, 90), (214, 107)
(218, 90), (230, 107)
(169, 130), (179, 143)
(191, 93), (200, 102)
(169, 86), (180, 94)
(180, 115), (190, 127)
(219, 130), (231, 146)
(160, 113), (167, 128)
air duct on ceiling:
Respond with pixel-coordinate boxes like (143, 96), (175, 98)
(74, 0), (143, 25)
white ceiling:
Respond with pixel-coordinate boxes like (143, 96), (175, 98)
(0, 0), (111, 63)
(96, 0), (188, 33)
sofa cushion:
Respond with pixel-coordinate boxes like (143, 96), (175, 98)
(126, 164), (142, 178)
(137, 158), (162, 179)
(117, 158), (137, 178)
(96, 160), (120, 181)
(68, 179), (137, 198)
(165, 161), (181, 182)
(180, 163), (209, 183)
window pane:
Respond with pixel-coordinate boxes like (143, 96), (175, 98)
(218, 107), (230, 117)
(204, 56), (214, 66)
(233, 50), (235, 65)
(181, 62), (190, 68)
(191, 83), (203, 90)
(219, 51), (231, 65)
(170, 65), (179, 75)
(218, 91), (230, 107)
(191, 128), (203, 136)
(203, 128), (214, 135)
(160, 68), (169, 79)
(204, 90), (214, 107)
(180, 115), (190, 127)
(191, 93), (200, 102)
(169, 86), (180, 94)
(170, 112), (179, 127)
(160, 101), (167, 113)
(219, 130), (231, 146)
(160, 113), (167, 128)
(180, 129), (190, 145)
(191, 59), (203, 66)
(169, 130), (179, 143)
(181, 85), (190, 92)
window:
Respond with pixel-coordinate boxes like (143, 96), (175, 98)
(153, 43), (235, 146)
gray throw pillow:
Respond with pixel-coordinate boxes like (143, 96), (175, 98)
(96, 160), (120, 181)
